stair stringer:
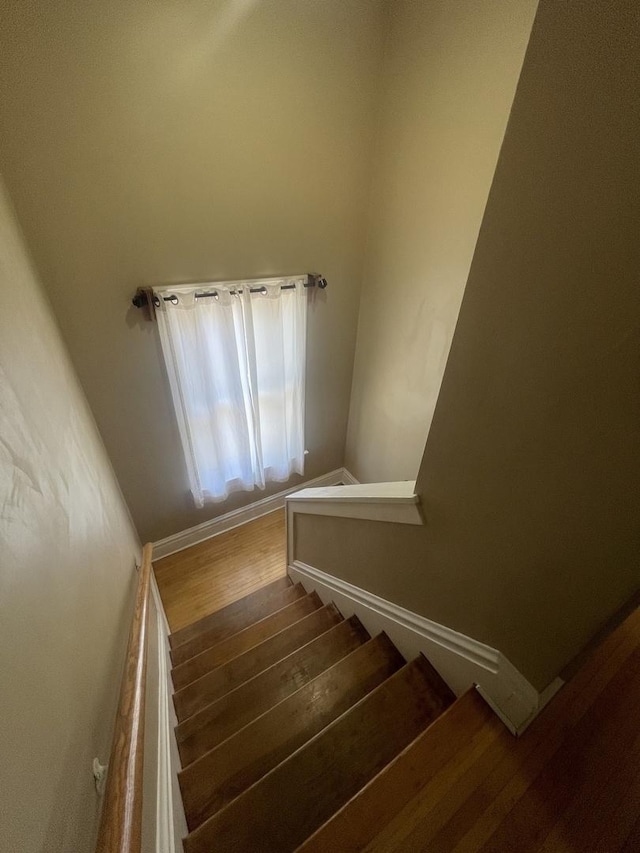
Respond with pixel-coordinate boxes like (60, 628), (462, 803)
(288, 560), (563, 735)
(148, 574), (189, 852)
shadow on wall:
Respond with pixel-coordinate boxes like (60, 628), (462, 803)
(297, 0), (640, 694)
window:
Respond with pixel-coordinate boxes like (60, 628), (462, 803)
(155, 277), (307, 507)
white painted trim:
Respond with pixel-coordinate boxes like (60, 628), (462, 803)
(151, 582), (176, 853)
(287, 480), (417, 503)
(151, 572), (171, 636)
(288, 560), (563, 735)
(288, 498), (423, 526)
(153, 468), (354, 559)
(150, 576), (188, 851)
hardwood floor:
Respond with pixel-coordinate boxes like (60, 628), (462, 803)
(153, 510), (287, 632)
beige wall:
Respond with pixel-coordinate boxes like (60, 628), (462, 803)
(298, 0), (640, 691)
(0, 0), (385, 542)
(0, 180), (140, 850)
(345, 0), (538, 482)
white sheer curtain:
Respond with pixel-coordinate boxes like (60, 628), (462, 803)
(155, 278), (306, 507)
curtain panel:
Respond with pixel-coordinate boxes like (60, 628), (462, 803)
(155, 279), (306, 507)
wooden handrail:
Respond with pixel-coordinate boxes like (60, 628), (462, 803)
(96, 542), (153, 853)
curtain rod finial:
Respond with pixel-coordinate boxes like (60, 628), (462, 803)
(309, 273), (328, 289)
(132, 287), (156, 320)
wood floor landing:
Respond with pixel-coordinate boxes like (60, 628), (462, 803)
(153, 510), (287, 632)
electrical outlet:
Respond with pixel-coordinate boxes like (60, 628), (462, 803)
(93, 757), (108, 795)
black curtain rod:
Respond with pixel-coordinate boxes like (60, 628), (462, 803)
(132, 274), (327, 309)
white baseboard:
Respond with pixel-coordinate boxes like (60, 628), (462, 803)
(288, 560), (563, 735)
(153, 468), (358, 559)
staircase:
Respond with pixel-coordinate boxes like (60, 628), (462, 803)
(168, 574), (456, 852)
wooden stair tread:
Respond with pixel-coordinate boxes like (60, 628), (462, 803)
(173, 603), (344, 725)
(299, 607), (640, 852)
(179, 632), (406, 831)
(176, 615), (369, 767)
(169, 575), (292, 649)
(295, 688), (492, 852)
(170, 583), (307, 666)
(171, 592), (322, 691)
(183, 655), (455, 853)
